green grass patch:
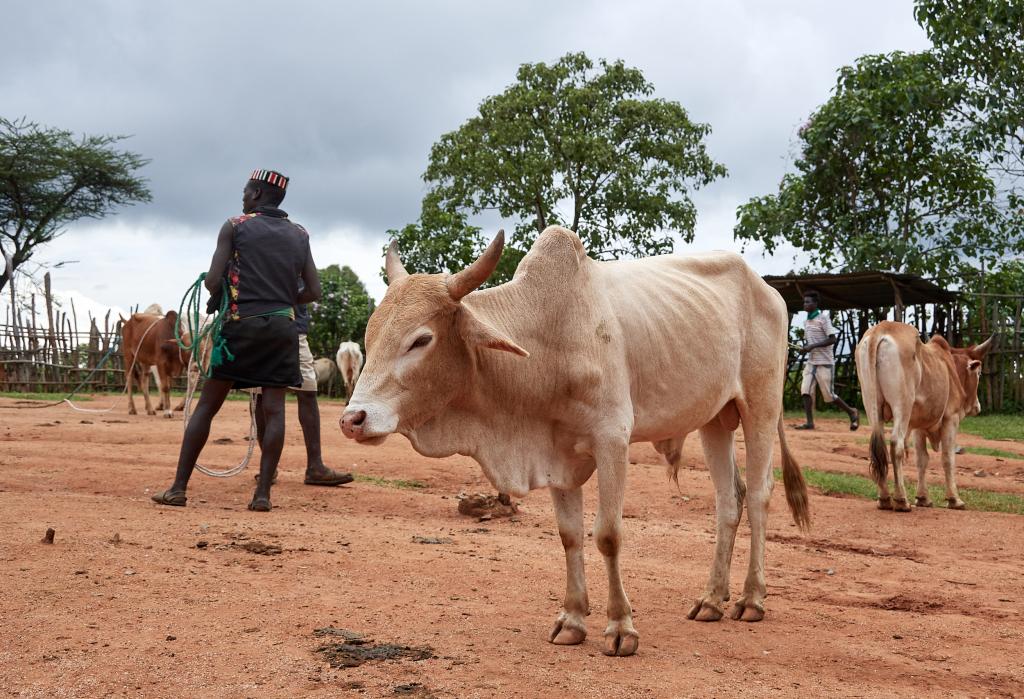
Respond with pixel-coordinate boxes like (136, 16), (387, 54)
(0, 391), (91, 402)
(960, 414), (1024, 442)
(775, 467), (1024, 515)
(353, 474), (427, 490)
(853, 436), (1022, 460)
(789, 411), (1022, 444)
(961, 445), (1024, 460)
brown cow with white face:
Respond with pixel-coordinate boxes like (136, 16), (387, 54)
(341, 226), (809, 657)
(855, 321), (994, 511)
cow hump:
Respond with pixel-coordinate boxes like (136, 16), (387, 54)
(513, 226), (587, 286)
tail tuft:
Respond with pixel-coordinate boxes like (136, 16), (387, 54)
(778, 416), (810, 531)
(869, 429), (889, 485)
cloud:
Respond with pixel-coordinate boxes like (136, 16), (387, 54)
(4, 0), (930, 306)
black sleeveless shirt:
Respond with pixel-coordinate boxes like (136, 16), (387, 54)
(225, 206), (311, 321)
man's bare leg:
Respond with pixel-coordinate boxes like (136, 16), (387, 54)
(152, 378), (233, 506)
(249, 387), (286, 511)
(296, 391), (352, 486)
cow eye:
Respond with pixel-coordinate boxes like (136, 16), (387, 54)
(409, 334), (432, 351)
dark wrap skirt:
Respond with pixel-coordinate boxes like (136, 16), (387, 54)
(210, 315), (300, 389)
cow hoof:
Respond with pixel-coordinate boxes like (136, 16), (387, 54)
(686, 598), (725, 622)
(602, 621), (639, 657)
(893, 498), (912, 512)
(729, 598), (765, 622)
(146, 410), (157, 416)
(163, 412), (173, 419)
(877, 497), (893, 510)
(549, 612), (587, 645)
(128, 408), (137, 416)
(947, 498), (967, 510)
(915, 496), (933, 508)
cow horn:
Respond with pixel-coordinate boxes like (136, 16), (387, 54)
(974, 334), (997, 357)
(447, 230), (505, 302)
(385, 241), (409, 285)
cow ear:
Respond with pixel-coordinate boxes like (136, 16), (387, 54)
(968, 359), (982, 373)
(457, 307), (529, 357)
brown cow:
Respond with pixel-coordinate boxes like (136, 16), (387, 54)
(855, 321), (993, 511)
(121, 311), (189, 418)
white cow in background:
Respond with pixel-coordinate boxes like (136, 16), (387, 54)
(313, 357), (338, 394)
(336, 341), (364, 401)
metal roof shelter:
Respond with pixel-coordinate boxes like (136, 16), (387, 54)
(762, 270), (959, 315)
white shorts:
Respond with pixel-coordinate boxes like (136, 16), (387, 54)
(801, 363), (835, 402)
(293, 334), (317, 392)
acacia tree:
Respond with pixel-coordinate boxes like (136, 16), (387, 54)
(307, 264), (375, 359)
(734, 51), (1019, 280)
(388, 52), (726, 283)
(0, 117), (151, 291)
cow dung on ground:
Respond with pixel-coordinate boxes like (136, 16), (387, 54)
(456, 492), (518, 520)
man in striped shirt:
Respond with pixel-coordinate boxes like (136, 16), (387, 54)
(795, 291), (859, 431)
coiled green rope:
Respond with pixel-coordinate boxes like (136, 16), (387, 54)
(174, 272), (233, 377)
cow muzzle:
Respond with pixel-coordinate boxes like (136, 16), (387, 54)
(340, 401), (398, 444)
(340, 409), (366, 439)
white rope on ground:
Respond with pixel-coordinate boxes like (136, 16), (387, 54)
(61, 317), (164, 414)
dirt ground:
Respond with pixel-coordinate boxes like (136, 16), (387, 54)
(1, 395), (1022, 698)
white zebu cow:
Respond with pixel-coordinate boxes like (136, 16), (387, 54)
(312, 357), (338, 393)
(341, 226), (808, 657)
(335, 341), (364, 401)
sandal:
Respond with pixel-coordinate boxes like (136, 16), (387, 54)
(248, 496), (272, 512)
(151, 490), (187, 507)
(304, 467), (354, 487)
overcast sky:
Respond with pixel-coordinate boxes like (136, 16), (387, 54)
(4, 0), (931, 314)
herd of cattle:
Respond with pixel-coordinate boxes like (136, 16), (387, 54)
(119, 226), (996, 658)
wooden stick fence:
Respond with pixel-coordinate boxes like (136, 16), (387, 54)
(0, 271), (188, 395)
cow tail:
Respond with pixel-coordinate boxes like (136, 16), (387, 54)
(777, 414), (810, 531)
(866, 335), (890, 486)
(869, 428), (889, 486)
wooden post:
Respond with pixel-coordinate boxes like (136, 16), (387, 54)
(992, 303), (1002, 411)
(889, 279), (905, 322)
(1014, 298), (1022, 407)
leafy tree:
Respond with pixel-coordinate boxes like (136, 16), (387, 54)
(734, 51), (1020, 280)
(307, 264), (375, 359)
(388, 52), (726, 283)
(915, 0), (1024, 183)
(0, 117), (151, 292)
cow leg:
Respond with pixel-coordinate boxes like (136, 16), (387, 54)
(732, 417), (774, 622)
(174, 360), (198, 412)
(687, 421), (741, 622)
(140, 366), (156, 416)
(152, 367), (164, 410)
(593, 436), (638, 657)
(689, 425), (742, 619)
(160, 369), (174, 418)
(940, 422), (966, 509)
(126, 361), (138, 415)
(889, 424), (912, 512)
(913, 430), (933, 507)
(548, 486), (589, 646)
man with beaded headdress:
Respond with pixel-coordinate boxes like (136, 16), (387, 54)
(152, 169), (322, 511)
